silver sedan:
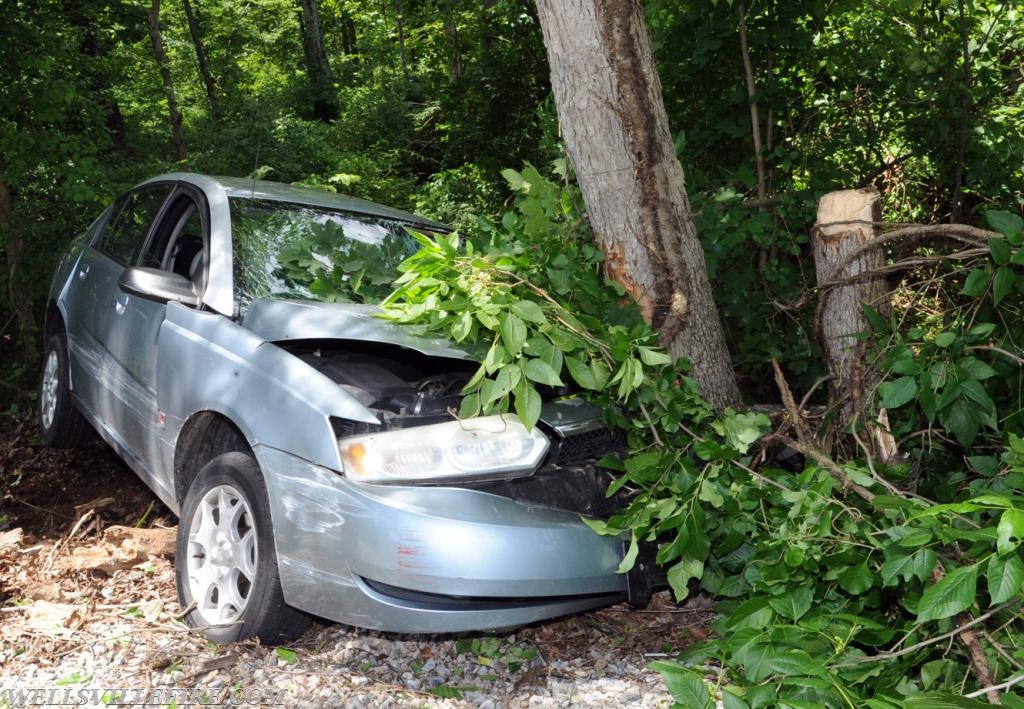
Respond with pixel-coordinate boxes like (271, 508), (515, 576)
(40, 173), (641, 643)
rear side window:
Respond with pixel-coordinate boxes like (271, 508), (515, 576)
(96, 185), (173, 265)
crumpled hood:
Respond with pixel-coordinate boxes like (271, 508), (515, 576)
(242, 299), (472, 360)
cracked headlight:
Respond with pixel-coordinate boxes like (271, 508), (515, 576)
(337, 415), (550, 483)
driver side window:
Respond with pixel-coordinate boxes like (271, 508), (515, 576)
(140, 195), (208, 294)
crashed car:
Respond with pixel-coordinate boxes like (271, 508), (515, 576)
(40, 173), (649, 643)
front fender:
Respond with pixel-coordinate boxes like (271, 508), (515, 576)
(156, 303), (378, 476)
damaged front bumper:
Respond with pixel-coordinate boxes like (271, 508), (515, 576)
(256, 445), (635, 633)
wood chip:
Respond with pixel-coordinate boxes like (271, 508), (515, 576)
(73, 496), (115, 519)
(103, 525), (176, 557)
(0, 527), (23, 552)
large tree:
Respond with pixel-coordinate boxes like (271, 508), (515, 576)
(534, 0), (741, 409)
(296, 0), (339, 120)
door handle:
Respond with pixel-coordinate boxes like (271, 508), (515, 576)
(114, 294), (128, 314)
(77, 264), (90, 280)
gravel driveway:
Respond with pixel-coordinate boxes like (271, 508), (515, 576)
(0, 525), (701, 708)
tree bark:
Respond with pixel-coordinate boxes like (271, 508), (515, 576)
(534, 0), (741, 409)
(182, 0), (220, 121)
(296, 0), (340, 120)
(147, 0), (187, 162)
(813, 188), (888, 431)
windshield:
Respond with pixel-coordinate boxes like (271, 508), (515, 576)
(230, 198), (434, 312)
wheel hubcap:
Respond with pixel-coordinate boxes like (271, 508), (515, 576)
(185, 484), (257, 626)
(41, 350), (59, 430)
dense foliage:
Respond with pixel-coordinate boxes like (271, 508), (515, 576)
(2, 0), (1023, 704)
(385, 169), (1024, 706)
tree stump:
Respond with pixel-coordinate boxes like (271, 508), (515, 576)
(813, 188), (889, 437)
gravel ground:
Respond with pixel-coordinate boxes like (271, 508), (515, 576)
(0, 439), (706, 708)
(0, 531), (703, 708)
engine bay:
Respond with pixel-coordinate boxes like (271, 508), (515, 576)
(280, 338), (631, 517)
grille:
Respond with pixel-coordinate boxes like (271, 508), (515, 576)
(548, 426), (626, 467)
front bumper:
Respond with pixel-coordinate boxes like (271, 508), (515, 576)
(255, 445), (628, 632)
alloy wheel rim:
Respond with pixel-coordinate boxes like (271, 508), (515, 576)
(41, 349), (59, 430)
(185, 484), (258, 626)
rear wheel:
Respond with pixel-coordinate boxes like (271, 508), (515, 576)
(39, 333), (92, 448)
(176, 452), (310, 644)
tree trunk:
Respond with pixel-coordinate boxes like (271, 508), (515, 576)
(0, 166), (32, 362)
(813, 188), (888, 435)
(147, 0), (187, 162)
(444, 0), (463, 80)
(393, 0), (409, 75)
(182, 0), (220, 121)
(534, 0), (741, 409)
(341, 14), (358, 60)
(737, 1), (766, 201)
(296, 0), (340, 120)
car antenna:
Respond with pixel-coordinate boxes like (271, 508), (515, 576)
(249, 131), (261, 203)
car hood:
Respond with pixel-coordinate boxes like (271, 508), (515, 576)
(241, 299), (473, 360)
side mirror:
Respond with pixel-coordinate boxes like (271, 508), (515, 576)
(119, 267), (201, 307)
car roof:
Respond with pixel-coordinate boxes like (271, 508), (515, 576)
(141, 173), (450, 232)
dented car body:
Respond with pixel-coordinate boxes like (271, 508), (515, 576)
(41, 173), (638, 642)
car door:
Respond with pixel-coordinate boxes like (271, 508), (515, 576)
(64, 184), (174, 434)
(100, 186), (210, 475)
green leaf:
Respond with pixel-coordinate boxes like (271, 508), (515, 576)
(989, 236), (1012, 265)
(638, 346), (671, 366)
(837, 561), (874, 594)
(933, 331), (958, 348)
(939, 399), (979, 447)
(617, 535), (639, 573)
(881, 548), (937, 586)
(275, 648), (298, 665)
(987, 552), (1024, 603)
(647, 661), (711, 708)
(993, 265), (1015, 305)
(523, 357), (563, 386)
(986, 210), (1024, 242)
(879, 376), (917, 408)
(500, 313), (527, 356)
(721, 688), (750, 709)
(483, 342), (508, 374)
(666, 557), (704, 600)
(997, 508), (1024, 556)
(510, 299), (546, 324)
(962, 268), (990, 297)
(768, 587), (813, 621)
(565, 355), (599, 390)
(917, 564), (978, 622)
(513, 378), (542, 431)
(726, 598), (775, 630)
(958, 357), (997, 381)
(501, 168), (527, 192)
(524, 336), (562, 372)
(763, 648), (826, 677)
(904, 693), (994, 709)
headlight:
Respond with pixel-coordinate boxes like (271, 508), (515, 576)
(337, 415), (550, 483)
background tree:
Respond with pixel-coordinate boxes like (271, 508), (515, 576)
(296, 0), (340, 119)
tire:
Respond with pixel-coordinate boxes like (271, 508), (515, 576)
(176, 452), (311, 644)
(39, 333), (92, 448)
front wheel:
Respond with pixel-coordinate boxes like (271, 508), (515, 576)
(175, 452), (310, 644)
(39, 333), (92, 448)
